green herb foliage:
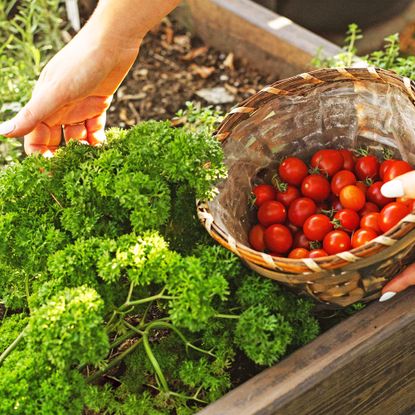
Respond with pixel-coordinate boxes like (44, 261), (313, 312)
(0, 116), (319, 413)
(313, 23), (415, 80)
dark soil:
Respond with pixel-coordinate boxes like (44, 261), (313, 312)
(106, 17), (275, 128)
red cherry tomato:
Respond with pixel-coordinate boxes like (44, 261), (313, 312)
(311, 149), (344, 177)
(367, 181), (394, 207)
(355, 181), (368, 196)
(303, 214), (334, 241)
(264, 224), (293, 254)
(397, 197), (415, 212)
(331, 170), (357, 196)
(333, 209), (360, 233)
(378, 202), (410, 233)
(323, 230), (351, 255)
(293, 231), (311, 249)
(252, 184), (277, 207)
(276, 184), (301, 207)
(379, 159), (397, 180)
(249, 224), (266, 251)
(288, 197), (317, 227)
(257, 200), (286, 227)
(339, 185), (366, 211)
(278, 157), (309, 186)
(359, 202), (379, 216)
(360, 212), (381, 234)
(309, 249), (328, 258)
(351, 228), (378, 248)
(383, 160), (413, 182)
(339, 149), (355, 171)
(288, 248), (310, 259)
(355, 155), (379, 181)
(301, 174), (330, 202)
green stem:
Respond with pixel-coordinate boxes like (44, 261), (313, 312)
(142, 330), (169, 392)
(126, 281), (134, 304)
(0, 328), (26, 365)
(121, 291), (175, 309)
(86, 338), (142, 383)
(215, 313), (240, 320)
(169, 390), (208, 405)
(25, 274), (30, 312)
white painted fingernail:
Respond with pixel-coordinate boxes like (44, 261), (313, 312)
(381, 180), (404, 198)
(0, 120), (15, 135)
(379, 292), (396, 302)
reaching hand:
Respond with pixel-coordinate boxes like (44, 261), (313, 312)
(0, 0), (180, 155)
(379, 171), (415, 301)
(0, 26), (139, 154)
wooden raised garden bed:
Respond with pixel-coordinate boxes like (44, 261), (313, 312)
(174, 1), (415, 414)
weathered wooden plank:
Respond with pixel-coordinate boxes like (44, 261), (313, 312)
(177, 0), (341, 78)
(199, 287), (415, 415)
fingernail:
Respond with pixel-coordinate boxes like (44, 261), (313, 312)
(379, 292), (396, 302)
(0, 120), (15, 135)
(381, 180), (404, 198)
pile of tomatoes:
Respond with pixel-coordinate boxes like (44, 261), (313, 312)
(249, 149), (414, 259)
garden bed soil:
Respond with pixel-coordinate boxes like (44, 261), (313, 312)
(106, 18), (275, 128)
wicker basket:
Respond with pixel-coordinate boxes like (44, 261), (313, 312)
(197, 67), (415, 307)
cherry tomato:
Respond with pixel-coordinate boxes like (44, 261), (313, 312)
(301, 174), (330, 202)
(293, 231), (311, 249)
(303, 214), (334, 241)
(383, 160), (413, 182)
(252, 184), (277, 207)
(309, 249), (328, 258)
(339, 149), (355, 171)
(360, 212), (381, 234)
(339, 185), (366, 211)
(288, 247), (310, 259)
(355, 181), (368, 196)
(378, 202), (410, 233)
(359, 202), (379, 216)
(323, 230), (351, 255)
(333, 209), (360, 232)
(397, 197), (415, 212)
(249, 224), (266, 251)
(367, 181), (393, 207)
(331, 170), (357, 196)
(257, 200), (286, 227)
(288, 197), (317, 227)
(351, 228), (378, 248)
(311, 149), (344, 177)
(264, 224), (293, 254)
(355, 155), (379, 181)
(276, 184), (301, 207)
(278, 157), (309, 186)
(379, 159), (397, 180)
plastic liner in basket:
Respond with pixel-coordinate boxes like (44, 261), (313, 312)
(197, 68), (415, 307)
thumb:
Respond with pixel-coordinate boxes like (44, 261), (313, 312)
(0, 91), (66, 138)
(379, 263), (415, 301)
(381, 170), (415, 199)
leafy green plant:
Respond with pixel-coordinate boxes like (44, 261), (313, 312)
(0, 0), (65, 164)
(313, 23), (415, 80)
(0, 115), (319, 413)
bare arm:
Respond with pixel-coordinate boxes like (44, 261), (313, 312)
(0, 0), (180, 154)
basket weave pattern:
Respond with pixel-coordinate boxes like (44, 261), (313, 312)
(197, 67), (415, 307)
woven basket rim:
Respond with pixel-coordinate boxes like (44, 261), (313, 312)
(197, 67), (415, 274)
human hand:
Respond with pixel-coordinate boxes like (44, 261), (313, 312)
(0, 23), (140, 154)
(0, 0), (180, 154)
(379, 171), (415, 301)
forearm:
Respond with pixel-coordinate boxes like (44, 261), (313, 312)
(86, 0), (181, 48)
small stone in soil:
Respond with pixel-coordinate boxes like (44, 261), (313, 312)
(195, 86), (235, 104)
